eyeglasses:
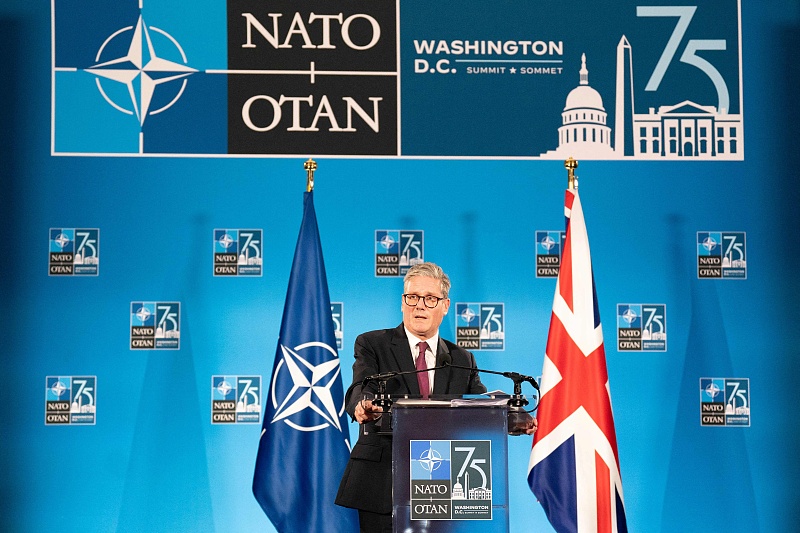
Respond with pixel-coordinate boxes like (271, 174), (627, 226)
(403, 294), (446, 309)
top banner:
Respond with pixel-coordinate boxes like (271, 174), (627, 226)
(52, 0), (743, 160)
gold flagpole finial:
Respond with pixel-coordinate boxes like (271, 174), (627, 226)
(565, 157), (578, 190)
(304, 158), (317, 192)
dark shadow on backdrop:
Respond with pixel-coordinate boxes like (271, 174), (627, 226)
(0, 16), (23, 528)
(0, 16), (21, 309)
(660, 214), (758, 530)
(774, 21), (800, 522)
(116, 213), (214, 531)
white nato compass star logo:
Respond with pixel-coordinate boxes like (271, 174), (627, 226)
(702, 236), (718, 252)
(217, 233), (235, 249)
(270, 341), (345, 433)
(539, 234), (556, 252)
(418, 446), (444, 474)
(86, 14), (196, 125)
(54, 233), (71, 249)
(50, 380), (68, 398)
(704, 381), (722, 400)
(621, 307), (638, 325)
(135, 306), (152, 323)
(379, 233), (396, 251)
(459, 306), (477, 324)
(216, 379), (233, 397)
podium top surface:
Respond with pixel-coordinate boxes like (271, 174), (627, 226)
(393, 397), (510, 409)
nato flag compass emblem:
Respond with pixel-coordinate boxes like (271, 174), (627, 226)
(269, 341), (345, 433)
(86, 14), (196, 126)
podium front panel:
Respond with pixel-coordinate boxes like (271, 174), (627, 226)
(392, 401), (509, 533)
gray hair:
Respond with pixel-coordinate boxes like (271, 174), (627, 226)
(403, 262), (451, 299)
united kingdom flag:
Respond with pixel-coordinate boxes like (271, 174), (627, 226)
(528, 189), (628, 533)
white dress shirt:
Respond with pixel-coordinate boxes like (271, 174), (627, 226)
(404, 327), (438, 392)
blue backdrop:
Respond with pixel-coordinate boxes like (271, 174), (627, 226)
(1, 1), (799, 531)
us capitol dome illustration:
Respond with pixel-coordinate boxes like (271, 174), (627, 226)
(543, 53), (615, 159)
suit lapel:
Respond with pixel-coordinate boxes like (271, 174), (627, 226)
(432, 338), (452, 395)
(390, 324), (419, 395)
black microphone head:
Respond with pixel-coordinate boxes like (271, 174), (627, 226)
(441, 353), (452, 366)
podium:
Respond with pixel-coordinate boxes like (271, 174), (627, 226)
(391, 399), (510, 533)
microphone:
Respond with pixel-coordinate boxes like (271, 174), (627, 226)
(444, 361), (540, 392)
(360, 350), (452, 386)
(445, 361), (539, 435)
(355, 354), (453, 436)
(361, 360), (450, 387)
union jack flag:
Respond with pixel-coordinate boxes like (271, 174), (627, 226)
(528, 189), (627, 533)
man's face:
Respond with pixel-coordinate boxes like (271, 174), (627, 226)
(401, 275), (450, 340)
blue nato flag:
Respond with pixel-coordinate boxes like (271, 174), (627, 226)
(253, 191), (358, 532)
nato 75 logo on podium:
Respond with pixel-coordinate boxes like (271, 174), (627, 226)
(410, 440), (492, 521)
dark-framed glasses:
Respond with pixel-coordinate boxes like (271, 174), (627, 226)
(403, 293), (446, 308)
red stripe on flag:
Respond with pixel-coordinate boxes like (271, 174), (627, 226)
(533, 312), (620, 464)
(564, 189), (575, 211)
(529, 189), (627, 533)
(559, 217), (574, 312)
(596, 451), (611, 533)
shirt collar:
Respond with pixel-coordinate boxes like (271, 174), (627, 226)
(403, 327), (439, 356)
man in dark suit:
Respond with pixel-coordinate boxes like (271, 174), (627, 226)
(335, 262), (487, 532)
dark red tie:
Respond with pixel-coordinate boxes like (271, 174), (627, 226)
(416, 341), (430, 399)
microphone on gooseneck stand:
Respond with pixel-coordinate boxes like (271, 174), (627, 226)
(361, 362), (453, 399)
(444, 361), (540, 435)
(357, 352), (453, 393)
(448, 363), (539, 408)
(357, 361), (451, 435)
(444, 361), (540, 395)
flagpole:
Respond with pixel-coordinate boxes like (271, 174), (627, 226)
(530, 158), (629, 533)
(565, 157), (578, 190)
(304, 158), (317, 192)
(253, 154), (359, 532)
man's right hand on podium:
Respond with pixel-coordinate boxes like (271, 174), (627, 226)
(355, 398), (384, 423)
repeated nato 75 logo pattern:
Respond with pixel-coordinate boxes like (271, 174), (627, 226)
(49, 228), (99, 276)
(45, 376), (96, 425)
(130, 302), (181, 350)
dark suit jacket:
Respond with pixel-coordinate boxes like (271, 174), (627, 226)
(335, 324), (486, 514)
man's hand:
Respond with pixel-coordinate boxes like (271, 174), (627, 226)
(509, 412), (539, 436)
(355, 399), (384, 424)
(523, 416), (538, 435)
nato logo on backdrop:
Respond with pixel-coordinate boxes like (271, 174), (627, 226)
(375, 230), (424, 277)
(45, 376), (96, 425)
(49, 228), (99, 276)
(130, 302), (181, 349)
(211, 375), (262, 424)
(456, 303), (505, 351)
(700, 378), (750, 427)
(213, 229), (263, 276)
(697, 231), (747, 279)
(534, 231), (565, 278)
(616, 304), (667, 351)
(52, 0), (398, 156)
(410, 440), (493, 520)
